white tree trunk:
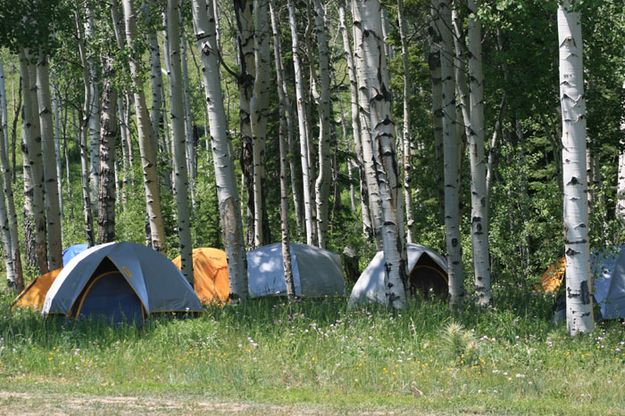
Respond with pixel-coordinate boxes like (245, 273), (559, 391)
(36, 52), (62, 270)
(435, 0), (464, 309)
(234, 0), (256, 246)
(466, 0), (491, 306)
(85, 7), (101, 198)
(180, 34), (196, 209)
(52, 91), (64, 231)
(251, 0), (271, 247)
(558, 1), (594, 335)
(20, 50), (48, 273)
(0, 105), (14, 288)
(351, 0), (384, 250)
(97, 57), (118, 244)
(338, 1), (373, 242)
(269, 0), (296, 298)
(397, 0), (415, 244)
(353, 0), (407, 309)
(429, 1), (445, 222)
(0, 62), (8, 158)
(618, 148), (625, 221)
(122, 0), (167, 252)
(288, 0), (315, 246)
(149, 31), (164, 152)
(166, 0), (194, 283)
(75, 13), (95, 246)
(312, 0), (332, 249)
(0, 81), (22, 291)
(191, 0), (248, 300)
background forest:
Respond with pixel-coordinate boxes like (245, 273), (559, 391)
(0, 1), (625, 414)
(0, 1), (623, 318)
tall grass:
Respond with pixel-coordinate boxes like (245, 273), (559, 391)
(1, 293), (625, 414)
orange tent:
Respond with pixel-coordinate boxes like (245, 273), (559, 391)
(539, 257), (566, 293)
(172, 248), (230, 305)
(12, 268), (62, 310)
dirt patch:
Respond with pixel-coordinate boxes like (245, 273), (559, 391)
(0, 390), (415, 415)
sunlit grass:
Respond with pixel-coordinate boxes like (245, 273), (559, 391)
(1, 293), (624, 414)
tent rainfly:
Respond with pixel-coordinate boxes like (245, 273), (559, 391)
(348, 244), (448, 307)
(172, 247), (230, 305)
(592, 246), (625, 319)
(247, 243), (345, 298)
(62, 243), (89, 266)
(12, 268), (63, 310)
(43, 242), (202, 325)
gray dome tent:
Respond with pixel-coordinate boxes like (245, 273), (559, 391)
(592, 245), (625, 319)
(43, 242), (202, 324)
(246, 243), (345, 298)
(349, 244), (448, 307)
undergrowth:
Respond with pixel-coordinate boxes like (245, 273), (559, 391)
(1, 293), (624, 414)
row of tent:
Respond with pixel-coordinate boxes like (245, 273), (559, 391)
(539, 246), (625, 320)
(12, 241), (451, 325)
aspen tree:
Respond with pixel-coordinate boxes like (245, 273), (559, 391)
(122, 0), (167, 252)
(269, 0), (296, 298)
(288, 0), (315, 246)
(36, 52), (62, 270)
(166, 0), (194, 283)
(352, 0), (407, 309)
(434, 0), (464, 309)
(558, 0), (594, 335)
(191, 0), (249, 300)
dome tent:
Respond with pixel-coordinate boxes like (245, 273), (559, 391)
(12, 268), (63, 310)
(247, 243), (345, 298)
(348, 244), (448, 307)
(62, 243), (89, 266)
(43, 242), (202, 324)
(13, 243), (90, 310)
(172, 247), (230, 305)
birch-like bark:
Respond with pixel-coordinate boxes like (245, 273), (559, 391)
(430, 1), (445, 222)
(181, 32), (196, 208)
(149, 31), (164, 154)
(269, 1), (295, 298)
(85, 7), (101, 197)
(353, 0), (407, 309)
(397, 0), (415, 244)
(234, 0), (256, 246)
(166, 0), (194, 283)
(558, 1), (593, 335)
(338, 0), (373, 241)
(111, 0), (133, 194)
(0, 86), (22, 291)
(20, 50), (48, 273)
(0, 60), (17, 289)
(0, 62), (7, 156)
(122, 0), (167, 252)
(0, 112), (14, 288)
(75, 13), (95, 246)
(312, 0), (332, 249)
(10, 79), (20, 183)
(36, 52), (62, 270)
(52, 91), (64, 228)
(618, 144), (625, 220)
(466, 0), (491, 305)
(435, 0), (464, 309)
(288, 0), (315, 246)
(270, 1), (303, 238)
(97, 57), (118, 244)
(191, 0), (248, 300)
(351, 0), (385, 250)
(251, 0), (271, 247)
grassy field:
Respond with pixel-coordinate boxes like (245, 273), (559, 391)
(1, 293), (625, 415)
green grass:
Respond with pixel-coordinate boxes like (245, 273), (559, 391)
(1, 294), (625, 415)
